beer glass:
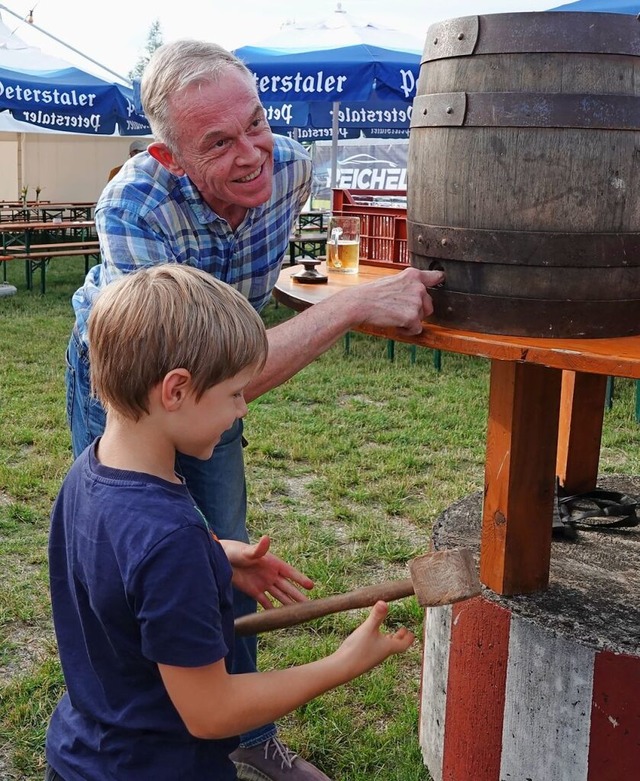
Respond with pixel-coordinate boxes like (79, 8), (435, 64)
(326, 215), (360, 274)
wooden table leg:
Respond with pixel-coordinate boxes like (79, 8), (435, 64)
(480, 360), (563, 595)
(556, 370), (607, 495)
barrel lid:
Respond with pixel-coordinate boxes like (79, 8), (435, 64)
(424, 12), (640, 63)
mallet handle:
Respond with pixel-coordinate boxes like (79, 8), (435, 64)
(234, 578), (415, 636)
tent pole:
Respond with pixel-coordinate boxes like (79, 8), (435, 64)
(330, 101), (340, 189)
(17, 133), (24, 196)
(0, 4), (131, 85)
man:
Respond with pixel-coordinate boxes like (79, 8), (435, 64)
(65, 39), (442, 781)
(106, 138), (149, 182)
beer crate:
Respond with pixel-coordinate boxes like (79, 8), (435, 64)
(331, 188), (409, 267)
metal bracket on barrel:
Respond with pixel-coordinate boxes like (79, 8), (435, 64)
(411, 92), (640, 131)
(424, 12), (640, 62)
(411, 93), (466, 128)
(423, 16), (479, 62)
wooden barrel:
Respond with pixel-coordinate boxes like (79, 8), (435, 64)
(408, 12), (640, 338)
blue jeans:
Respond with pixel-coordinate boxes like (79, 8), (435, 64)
(65, 328), (276, 748)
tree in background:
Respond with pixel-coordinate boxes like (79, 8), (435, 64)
(129, 20), (163, 81)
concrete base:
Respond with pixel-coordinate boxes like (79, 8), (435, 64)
(0, 283), (17, 297)
(420, 475), (640, 781)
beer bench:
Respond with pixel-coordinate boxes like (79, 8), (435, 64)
(0, 219), (99, 294)
(0, 240), (101, 294)
(288, 232), (328, 265)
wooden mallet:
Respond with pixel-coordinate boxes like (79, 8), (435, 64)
(235, 547), (481, 636)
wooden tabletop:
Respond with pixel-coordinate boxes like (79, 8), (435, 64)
(289, 231), (328, 242)
(0, 201), (93, 207)
(0, 203), (94, 220)
(275, 262), (640, 379)
(276, 260), (640, 596)
(0, 220), (95, 232)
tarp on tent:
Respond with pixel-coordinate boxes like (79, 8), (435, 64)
(551, 0), (638, 11)
(233, 7), (422, 143)
(0, 17), (149, 135)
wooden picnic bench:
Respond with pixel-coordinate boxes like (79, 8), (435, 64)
(1, 242), (101, 294)
(0, 221), (100, 294)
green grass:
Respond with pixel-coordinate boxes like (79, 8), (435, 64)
(1, 257), (639, 780)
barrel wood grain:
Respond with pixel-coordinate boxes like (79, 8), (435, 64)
(409, 13), (640, 339)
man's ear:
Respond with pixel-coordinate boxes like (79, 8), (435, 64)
(148, 142), (186, 177)
(161, 368), (192, 411)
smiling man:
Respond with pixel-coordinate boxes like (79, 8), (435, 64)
(64, 39), (442, 781)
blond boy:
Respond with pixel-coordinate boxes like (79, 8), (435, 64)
(46, 265), (414, 781)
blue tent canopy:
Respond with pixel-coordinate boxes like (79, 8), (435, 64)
(551, 0), (638, 11)
(233, 7), (422, 143)
(0, 18), (150, 136)
(264, 98), (412, 138)
(236, 43), (420, 104)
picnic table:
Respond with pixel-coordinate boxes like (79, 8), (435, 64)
(274, 260), (640, 596)
(288, 231), (328, 265)
(0, 202), (94, 223)
(0, 219), (99, 294)
(296, 209), (330, 232)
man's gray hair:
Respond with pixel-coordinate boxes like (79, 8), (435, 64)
(140, 39), (255, 149)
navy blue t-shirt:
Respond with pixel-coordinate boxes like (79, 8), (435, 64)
(46, 441), (239, 780)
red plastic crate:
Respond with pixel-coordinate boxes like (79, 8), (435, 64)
(331, 189), (408, 268)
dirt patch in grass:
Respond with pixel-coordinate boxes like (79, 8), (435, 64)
(0, 622), (56, 687)
(282, 475), (316, 501)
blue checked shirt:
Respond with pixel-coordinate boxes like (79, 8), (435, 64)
(72, 135), (312, 346)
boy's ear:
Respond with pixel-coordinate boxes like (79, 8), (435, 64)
(161, 368), (192, 411)
(148, 142), (186, 176)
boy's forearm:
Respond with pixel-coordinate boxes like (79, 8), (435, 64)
(177, 652), (359, 740)
(160, 602), (412, 740)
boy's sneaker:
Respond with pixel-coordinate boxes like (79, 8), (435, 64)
(230, 737), (332, 780)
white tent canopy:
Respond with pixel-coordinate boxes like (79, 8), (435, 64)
(0, 16), (148, 136)
(0, 12), (150, 201)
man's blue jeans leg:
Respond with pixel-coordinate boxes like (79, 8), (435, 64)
(64, 328), (276, 748)
(65, 329), (107, 458)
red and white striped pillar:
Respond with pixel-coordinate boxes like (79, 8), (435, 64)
(420, 595), (640, 781)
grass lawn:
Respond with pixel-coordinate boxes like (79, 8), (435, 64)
(1, 257), (639, 780)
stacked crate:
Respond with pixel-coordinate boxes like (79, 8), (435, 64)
(331, 189), (408, 268)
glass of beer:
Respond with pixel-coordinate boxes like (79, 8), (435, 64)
(326, 215), (360, 274)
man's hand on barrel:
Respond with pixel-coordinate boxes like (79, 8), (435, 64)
(347, 267), (444, 336)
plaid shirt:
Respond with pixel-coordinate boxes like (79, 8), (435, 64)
(72, 135), (312, 346)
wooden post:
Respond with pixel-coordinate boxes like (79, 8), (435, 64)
(556, 370), (607, 495)
(481, 360), (562, 595)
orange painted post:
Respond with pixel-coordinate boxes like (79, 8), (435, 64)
(481, 360), (563, 595)
(556, 371), (608, 495)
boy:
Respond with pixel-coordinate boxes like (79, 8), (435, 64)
(46, 265), (414, 781)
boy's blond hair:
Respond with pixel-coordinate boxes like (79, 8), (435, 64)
(88, 265), (268, 420)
